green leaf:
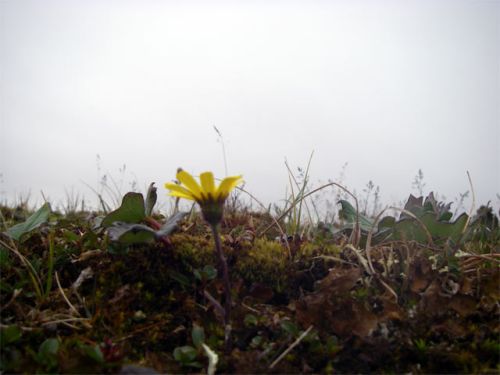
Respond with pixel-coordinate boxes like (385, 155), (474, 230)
(191, 323), (205, 349)
(37, 338), (59, 368)
(145, 182), (157, 216)
(62, 230), (79, 242)
(244, 314), (258, 327)
(101, 193), (145, 228)
(393, 212), (469, 244)
(107, 211), (187, 245)
(39, 338), (59, 356)
(280, 320), (300, 337)
(338, 200), (374, 232)
(202, 265), (217, 280)
(156, 212), (188, 237)
(107, 222), (156, 244)
(4, 203), (51, 241)
(0, 325), (22, 347)
(378, 216), (395, 230)
(82, 344), (104, 363)
(173, 345), (198, 364)
(250, 335), (263, 348)
(194, 265), (217, 281)
(439, 211), (453, 222)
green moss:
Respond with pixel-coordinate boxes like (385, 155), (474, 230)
(234, 238), (289, 292)
(296, 241), (341, 259)
(169, 234), (215, 270)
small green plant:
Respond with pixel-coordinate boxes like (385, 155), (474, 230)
(173, 345), (201, 368)
(283, 153), (315, 237)
(173, 323), (209, 369)
(101, 183), (186, 245)
(3, 202), (50, 242)
(33, 338), (60, 372)
(193, 265), (217, 283)
(414, 338), (428, 354)
(0, 324), (23, 372)
(1, 203), (53, 301)
(165, 169), (243, 352)
(338, 192), (471, 246)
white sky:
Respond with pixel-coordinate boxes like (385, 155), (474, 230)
(1, 0), (499, 213)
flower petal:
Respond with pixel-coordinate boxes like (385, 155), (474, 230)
(164, 182), (197, 200)
(168, 191), (196, 200)
(176, 170), (203, 200)
(200, 172), (215, 195)
(216, 175), (243, 200)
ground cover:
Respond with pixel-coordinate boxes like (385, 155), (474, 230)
(0, 187), (498, 374)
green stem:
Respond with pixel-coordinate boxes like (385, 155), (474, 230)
(44, 231), (55, 299)
(210, 224), (232, 353)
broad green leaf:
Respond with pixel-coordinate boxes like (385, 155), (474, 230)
(4, 203), (51, 241)
(194, 265), (217, 281)
(38, 338), (59, 357)
(338, 200), (374, 232)
(145, 182), (157, 216)
(155, 212), (188, 237)
(0, 325), (22, 347)
(191, 323), (205, 349)
(106, 211), (187, 244)
(422, 212), (468, 243)
(439, 211), (453, 222)
(101, 193), (145, 228)
(37, 338), (59, 368)
(82, 344), (104, 363)
(244, 314), (258, 327)
(378, 216), (395, 230)
(202, 265), (217, 280)
(280, 320), (300, 337)
(393, 213), (469, 244)
(107, 222), (156, 244)
(392, 218), (429, 243)
(250, 335), (263, 348)
(173, 345), (198, 364)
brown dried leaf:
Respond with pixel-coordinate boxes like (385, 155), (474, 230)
(295, 292), (330, 329)
(248, 283), (274, 302)
(459, 276), (473, 295)
(448, 295), (477, 317)
(482, 270), (500, 300)
(350, 303), (379, 337)
(418, 279), (442, 313)
(297, 294), (380, 338)
(381, 298), (404, 321)
(431, 320), (467, 338)
(409, 257), (432, 293)
(316, 267), (361, 294)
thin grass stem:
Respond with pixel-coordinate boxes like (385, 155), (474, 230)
(210, 224), (232, 353)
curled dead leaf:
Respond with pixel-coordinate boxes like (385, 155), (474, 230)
(316, 267), (361, 294)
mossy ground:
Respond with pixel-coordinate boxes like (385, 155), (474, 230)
(0, 205), (499, 374)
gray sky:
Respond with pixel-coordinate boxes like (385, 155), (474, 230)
(1, 0), (499, 213)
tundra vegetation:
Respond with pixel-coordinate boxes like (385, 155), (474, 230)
(0, 168), (498, 374)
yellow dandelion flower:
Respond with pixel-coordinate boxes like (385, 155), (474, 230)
(165, 169), (243, 225)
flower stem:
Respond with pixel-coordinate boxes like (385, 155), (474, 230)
(210, 224), (232, 353)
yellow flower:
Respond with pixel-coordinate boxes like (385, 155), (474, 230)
(165, 170), (243, 224)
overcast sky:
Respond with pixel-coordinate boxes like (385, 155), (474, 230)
(1, 0), (499, 214)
